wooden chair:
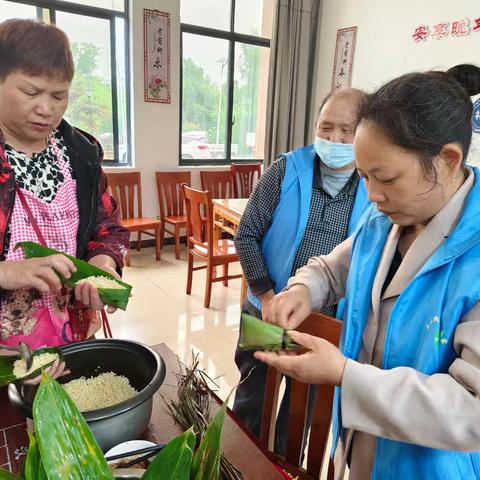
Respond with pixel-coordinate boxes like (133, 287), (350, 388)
(182, 184), (242, 308)
(231, 163), (262, 198)
(106, 172), (161, 267)
(260, 313), (342, 480)
(155, 171), (191, 260)
(200, 170), (236, 199)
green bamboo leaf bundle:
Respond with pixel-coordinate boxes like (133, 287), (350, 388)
(238, 313), (301, 352)
(142, 426), (196, 479)
(15, 241), (132, 310)
(33, 372), (114, 480)
(166, 354), (243, 479)
(0, 347), (62, 387)
(24, 432), (47, 480)
(190, 392), (233, 480)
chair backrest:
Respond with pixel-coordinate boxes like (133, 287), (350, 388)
(260, 313), (342, 480)
(155, 171), (191, 219)
(106, 172), (142, 219)
(181, 184), (213, 253)
(200, 170), (235, 199)
(231, 163), (262, 198)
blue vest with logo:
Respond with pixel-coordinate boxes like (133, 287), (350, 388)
(247, 144), (369, 311)
(332, 168), (480, 479)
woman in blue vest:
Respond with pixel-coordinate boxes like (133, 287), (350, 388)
(256, 69), (480, 479)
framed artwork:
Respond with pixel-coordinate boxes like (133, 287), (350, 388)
(331, 26), (357, 91)
(144, 9), (171, 103)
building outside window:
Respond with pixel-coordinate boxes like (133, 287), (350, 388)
(180, 0), (273, 165)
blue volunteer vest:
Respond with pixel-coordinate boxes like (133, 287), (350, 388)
(332, 168), (480, 479)
(247, 144), (369, 311)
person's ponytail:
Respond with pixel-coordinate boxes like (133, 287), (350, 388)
(446, 63), (480, 97)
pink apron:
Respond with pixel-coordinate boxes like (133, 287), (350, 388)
(0, 136), (79, 349)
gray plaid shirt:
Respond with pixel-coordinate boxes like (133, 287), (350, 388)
(235, 155), (359, 319)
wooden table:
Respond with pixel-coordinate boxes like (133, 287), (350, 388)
(0, 343), (283, 479)
(213, 198), (248, 305)
(213, 199), (248, 239)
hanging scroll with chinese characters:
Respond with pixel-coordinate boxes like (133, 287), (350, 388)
(144, 9), (171, 103)
(331, 27), (357, 91)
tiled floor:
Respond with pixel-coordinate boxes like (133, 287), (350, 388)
(108, 244), (242, 402)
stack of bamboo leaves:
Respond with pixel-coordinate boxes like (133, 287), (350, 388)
(166, 354), (244, 480)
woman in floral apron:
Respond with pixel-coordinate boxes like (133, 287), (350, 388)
(0, 19), (129, 379)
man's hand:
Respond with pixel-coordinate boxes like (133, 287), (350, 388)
(0, 256), (76, 293)
(254, 330), (347, 386)
(265, 284), (312, 329)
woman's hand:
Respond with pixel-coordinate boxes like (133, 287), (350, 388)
(23, 359), (70, 385)
(265, 284), (312, 329)
(0, 256), (76, 293)
(74, 254), (120, 314)
(254, 330), (347, 386)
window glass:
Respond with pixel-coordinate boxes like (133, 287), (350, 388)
(182, 33), (229, 161)
(234, 0), (274, 38)
(60, 0), (125, 12)
(181, 0), (230, 31)
(232, 44), (269, 160)
(56, 11), (114, 160)
(0, 1), (37, 22)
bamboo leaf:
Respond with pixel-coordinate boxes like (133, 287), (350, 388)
(190, 392), (233, 480)
(24, 432), (47, 480)
(0, 470), (22, 479)
(15, 242), (132, 310)
(0, 347), (62, 387)
(165, 355), (244, 479)
(33, 373), (114, 480)
(239, 314), (300, 352)
(142, 427), (195, 480)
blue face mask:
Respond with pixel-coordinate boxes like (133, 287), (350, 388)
(314, 136), (355, 169)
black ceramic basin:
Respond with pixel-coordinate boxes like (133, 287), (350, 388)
(8, 339), (166, 452)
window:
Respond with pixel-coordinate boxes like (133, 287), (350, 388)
(1, 0), (131, 166)
(180, 0), (273, 165)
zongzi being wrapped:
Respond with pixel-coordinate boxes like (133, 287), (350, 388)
(77, 276), (126, 290)
(14, 242), (132, 310)
(13, 352), (59, 379)
(238, 314), (300, 352)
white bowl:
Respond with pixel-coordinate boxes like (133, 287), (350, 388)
(105, 439), (156, 465)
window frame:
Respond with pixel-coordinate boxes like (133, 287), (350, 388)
(180, 0), (270, 166)
(4, 0), (131, 166)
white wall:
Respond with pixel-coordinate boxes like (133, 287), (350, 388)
(311, 0), (480, 134)
(108, 0), (228, 218)
(117, 0), (480, 217)
(107, 0), (180, 218)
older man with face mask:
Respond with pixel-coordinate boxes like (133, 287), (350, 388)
(232, 87), (370, 453)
